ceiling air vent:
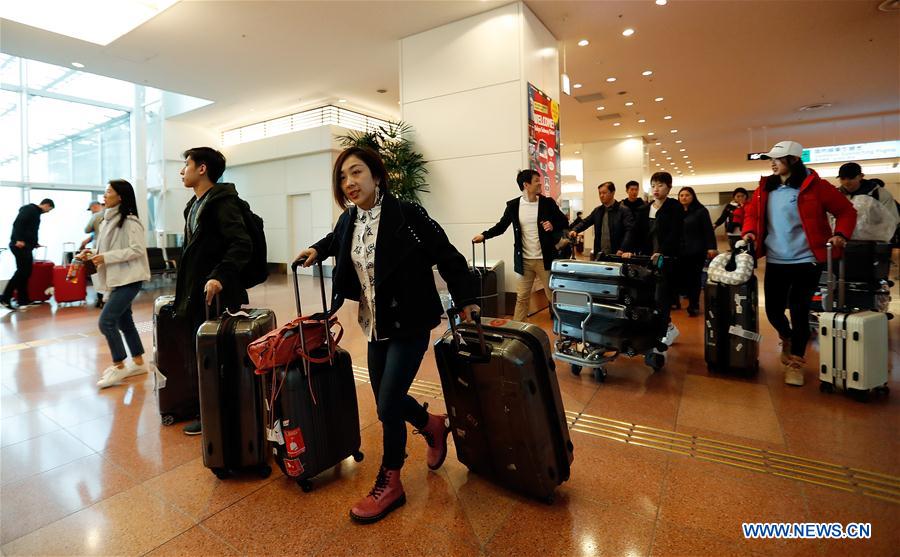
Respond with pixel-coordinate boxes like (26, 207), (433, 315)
(596, 113), (623, 122)
(575, 92), (606, 103)
(797, 103), (833, 112)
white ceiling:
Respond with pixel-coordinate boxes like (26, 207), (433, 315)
(2, 0), (898, 176)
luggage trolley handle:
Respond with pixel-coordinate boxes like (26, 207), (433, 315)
(825, 242), (846, 312)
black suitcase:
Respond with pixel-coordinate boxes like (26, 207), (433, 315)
(704, 276), (760, 374)
(842, 241), (892, 282)
(470, 241), (501, 317)
(153, 296), (200, 425)
(268, 259), (363, 492)
(196, 303), (276, 479)
(434, 313), (573, 503)
(552, 305), (665, 357)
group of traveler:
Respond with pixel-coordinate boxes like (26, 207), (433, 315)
(1, 138), (893, 524)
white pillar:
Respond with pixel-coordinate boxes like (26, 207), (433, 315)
(400, 1), (559, 298)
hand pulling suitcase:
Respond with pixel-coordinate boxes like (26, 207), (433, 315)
(268, 259), (363, 492)
(703, 244), (760, 374)
(153, 295), (200, 425)
(434, 312), (573, 503)
(52, 264), (87, 304)
(197, 300), (276, 479)
(818, 243), (890, 399)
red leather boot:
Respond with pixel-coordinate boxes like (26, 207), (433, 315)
(415, 405), (450, 470)
(349, 467), (405, 524)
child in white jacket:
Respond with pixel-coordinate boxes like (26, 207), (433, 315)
(83, 180), (152, 389)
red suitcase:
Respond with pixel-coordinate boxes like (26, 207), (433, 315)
(52, 264), (87, 304)
(17, 260), (54, 302)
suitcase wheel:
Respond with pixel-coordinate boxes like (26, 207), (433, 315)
(353, 451), (365, 463)
(819, 381), (835, 394)
(297, 479), (313, 492)
(257, 464), (272, 479)
(212, 467), (230, 480)
(161, 414), (176, 426)
(592, 367), (607, 383)
(570, 364), (582, 377)
(875, 385), (890, 395)
(645, 353), (665, 372)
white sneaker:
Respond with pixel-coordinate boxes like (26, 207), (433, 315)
(97, 365), (130, 389)
(126, 361), (149, 378)
(662, 323), (680, 346)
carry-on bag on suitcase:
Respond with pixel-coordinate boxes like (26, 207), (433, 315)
(251, 258), (362, 492)
(434, 311), (573, 503)
(52, 263), (87, 304)
(197, 299), (276, 479)
(818, 243), (890, 398)
(470, 241), (502, 317)
(703, 242), (760, 374)
(153, 295), (200, 425)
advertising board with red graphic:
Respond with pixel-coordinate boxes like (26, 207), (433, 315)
(527, 83), (561, 199)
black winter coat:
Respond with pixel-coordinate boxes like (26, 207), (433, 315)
(174, 183), (252, 319)
(482, 195), (569, 273)
(311, 191), (476, 339)
(9, 204), (42, 248)
(632, 198), (684, 257)
(680, 205), (717, 256)
(572, 200), (636, 255)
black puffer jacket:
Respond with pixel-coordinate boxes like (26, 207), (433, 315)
(174, 183), (252, 319)
(311, 191), (476, 339)
(681, 204), (717, 256)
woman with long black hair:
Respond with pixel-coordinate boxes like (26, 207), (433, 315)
(677, 186), (717, 316)
(296, 147), (478, 524)
(89, 180), (152, 389)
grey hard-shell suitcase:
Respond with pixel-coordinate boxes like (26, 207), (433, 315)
(196, 304), (276, 478)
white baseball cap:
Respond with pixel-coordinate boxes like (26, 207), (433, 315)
(759, 140), (804, 160)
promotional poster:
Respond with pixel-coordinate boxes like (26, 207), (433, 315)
(527, 83), (561, 200)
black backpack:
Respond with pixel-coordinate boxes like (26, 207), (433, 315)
(235, 196), (269, 289)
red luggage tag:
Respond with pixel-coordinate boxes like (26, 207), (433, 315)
(283, 427), (306, 458)
(283, 457), (304, 477)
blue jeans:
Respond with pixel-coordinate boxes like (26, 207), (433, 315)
(367, 331), (431, 470)
(98, 281), (145, 363)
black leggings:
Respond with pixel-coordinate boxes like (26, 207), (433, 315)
(367, 332), (430, 470)
(763, 262), (821, 358)
(678, 252), (707, 310)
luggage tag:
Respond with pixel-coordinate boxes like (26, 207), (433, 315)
(728, 325), (761, 343)
(733, 293), (747, 314)
(283, 458), (304, 477)
(283, 426), (306, 458)
(266, 419), (285, 445)
(151, 365), (167, 391)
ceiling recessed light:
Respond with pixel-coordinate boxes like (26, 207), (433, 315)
(656, 0), (668, 5)
(613, 122), (621, 126)
(667, 157), (673, 160)
(574, 83), (583, 89)
(622, 28), (635, 37)
(656, 163), (661, 167)
(683, 155), (689, 158)
(648, 132), (655, 136)
(625, 101), (634, 106)
(654, 97), (664, 102)
(655, 142), (661, 146)
(642, 70), (653, 76)
(338, 98), (347, 103)
(574, 150), (581, 155)
(637, 119), (646, 123)
(661, 150), (668, 153)
(675, 140), (683, 144)
(71, 62), (85, 68)
(596, 106), (605, 110)
(670, 129), (678, 133)
(578, 39), (590, 47)
(626, 135), (633, 138)
(650, 158), (656, 162)
(606, 77), (617, 83)
(663, 115), (672, 120)
(679, 148), (686, 152)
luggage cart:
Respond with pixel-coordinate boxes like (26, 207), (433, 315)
(550, 289), (666, 383)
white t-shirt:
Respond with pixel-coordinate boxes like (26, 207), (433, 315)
(519, 196), (542, 259)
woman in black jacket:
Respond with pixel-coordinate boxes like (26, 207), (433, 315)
(297, 147), (478, 524)
(677, 187), (718, 316)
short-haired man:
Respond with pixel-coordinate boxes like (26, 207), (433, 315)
(177, 147), (252, 435)
(474, 169), (569, 322)
(837, 162), (899, 242)
(621, 180), (645, 212)
(569, 181), (635, 258)
(1, 198), (54, 310)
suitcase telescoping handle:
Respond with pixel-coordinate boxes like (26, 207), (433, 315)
(290, 256), (330, 318)
(445, 307), (488, 360)
(471, 240), (487, 274)
(204, 293), (223, 321)
(824, 242), (846, 312)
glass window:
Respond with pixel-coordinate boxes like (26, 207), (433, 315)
(0, 54), (20, 87)
(46, 70), (134, 108)
(28, 189), (93, 265)
(25, 59), (71, 91)
(0, 90), (21, 181)
(72, 134), (100, 185)
(101, 118), (131, 182)
(0, 186), (24, 278)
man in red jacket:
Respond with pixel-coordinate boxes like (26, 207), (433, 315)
(742, 141), (856, 386)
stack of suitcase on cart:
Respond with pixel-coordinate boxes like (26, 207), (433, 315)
(548, 256), (668, 382)
(811, 241), (893, 322)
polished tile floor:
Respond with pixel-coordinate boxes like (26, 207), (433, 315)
(1, 268), (898, 556)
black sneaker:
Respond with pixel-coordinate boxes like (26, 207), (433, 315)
(0, 297), (15, 310)
(183, 420), (202, 436)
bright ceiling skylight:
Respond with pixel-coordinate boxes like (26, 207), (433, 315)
(1, 0), (179, 46)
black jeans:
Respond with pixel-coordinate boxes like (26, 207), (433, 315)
(679, 252), (707, 310)
(2, 244), (33, 303)
(367, 331), (431, 470)
(763, 262), (821, 358)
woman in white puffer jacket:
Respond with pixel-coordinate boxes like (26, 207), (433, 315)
(85, 180), (152, 389)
